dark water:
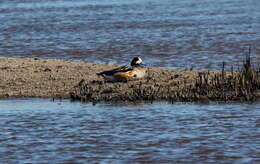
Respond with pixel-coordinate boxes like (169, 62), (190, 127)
(0, 99), (259, 163)
(0, 0), (260, 70)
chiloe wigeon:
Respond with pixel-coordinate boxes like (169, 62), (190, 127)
(97, 57), (147, 82)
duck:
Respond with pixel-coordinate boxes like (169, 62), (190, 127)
(97, 57), (147, 82)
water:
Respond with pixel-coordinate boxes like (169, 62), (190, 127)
(0, 98), (259, 163)
(0, 0), (260, 70)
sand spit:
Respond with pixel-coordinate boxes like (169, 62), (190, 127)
(1, 57), (259, 102)
(0, 57), (111, 98)
(0, 57), (196, 99)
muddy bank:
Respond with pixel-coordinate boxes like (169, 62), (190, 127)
(0, 57), (196, 99)
(1, 57), (259, 102)
(0, 57), (114, 98)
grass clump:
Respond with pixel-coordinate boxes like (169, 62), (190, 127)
(185, 48), (260, 102)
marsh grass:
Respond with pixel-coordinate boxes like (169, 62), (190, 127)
(182, 48), (260, 102)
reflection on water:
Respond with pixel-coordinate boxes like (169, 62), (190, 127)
(0, 99), (259, 163)
(0, 0), (259, 70)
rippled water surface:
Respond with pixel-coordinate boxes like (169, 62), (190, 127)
(1, 0), (260, 70)
(0, 99), (259, 163)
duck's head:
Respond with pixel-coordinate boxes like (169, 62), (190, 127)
(131, 57), (143, 66)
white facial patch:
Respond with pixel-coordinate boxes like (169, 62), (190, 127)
(136, 58), (142, 64)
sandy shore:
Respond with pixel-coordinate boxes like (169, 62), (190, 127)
(0, 57), (198, 99)
(1, 57), (258, 102)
